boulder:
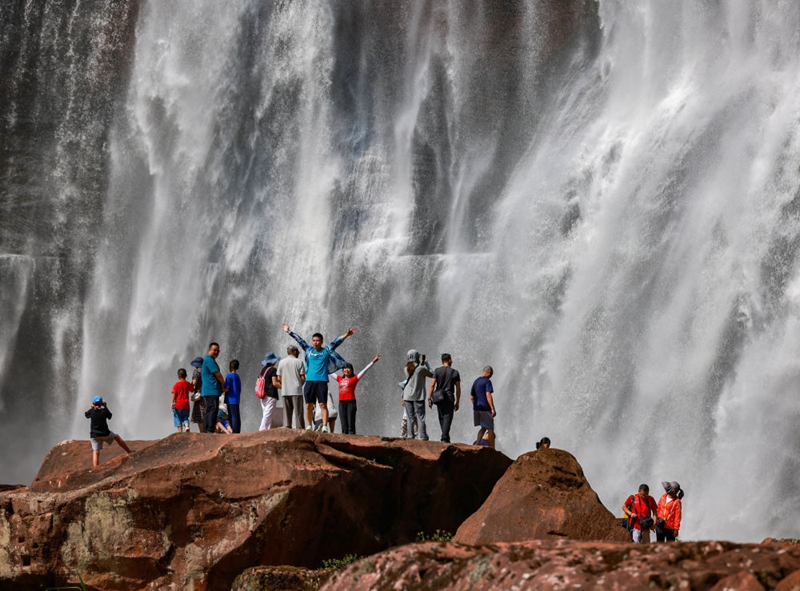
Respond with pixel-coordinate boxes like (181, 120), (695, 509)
(320, 539), (800, 591)
(0, 431), (511, 591)
(453, 447), (630, 544)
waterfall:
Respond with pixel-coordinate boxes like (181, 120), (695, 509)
(3, 0), (800, 542)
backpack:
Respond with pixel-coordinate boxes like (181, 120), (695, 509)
(255, 368), (267, 399)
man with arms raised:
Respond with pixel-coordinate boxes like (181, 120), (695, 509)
(282, 323), (356, 433)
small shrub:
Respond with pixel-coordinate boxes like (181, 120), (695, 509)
(417, 529), (453, 543)
(322, 553), (362, 570)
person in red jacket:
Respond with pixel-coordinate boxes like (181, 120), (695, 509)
(656, 481), (683, 542)
(622, 483), (658, 543)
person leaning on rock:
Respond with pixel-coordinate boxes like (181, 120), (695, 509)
(656, 481), (683, 542)
(623, 483), (658, 543)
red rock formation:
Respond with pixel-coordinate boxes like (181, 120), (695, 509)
(454, 447), (630, 544)
(0, 431), (511, 591)
(321, 539), (800, 591)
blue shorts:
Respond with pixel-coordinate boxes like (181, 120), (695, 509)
(474, 410), (494, 429)
(173, 408), (190, 427)
(303, 381), (328, 405)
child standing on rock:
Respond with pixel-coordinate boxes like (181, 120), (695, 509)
(85, 396), (132, 467)
(171, 368), (192, 433)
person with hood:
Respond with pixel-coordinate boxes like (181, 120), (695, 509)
(189, 356), (205, 432)
(656, 481), (684, 542)
(258, 352), (281, 430)
(282, 323), (356, 433)
(402, 350), (433, 440)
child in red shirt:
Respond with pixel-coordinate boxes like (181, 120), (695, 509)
(171, 368), (193, 433)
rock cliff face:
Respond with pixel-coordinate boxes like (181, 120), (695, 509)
(454, 448), (631, 544)
(0, 431), (511, 591)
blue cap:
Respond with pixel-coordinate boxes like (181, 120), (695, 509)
(92, 396), (103, 405)
(190, 357), (204, 368)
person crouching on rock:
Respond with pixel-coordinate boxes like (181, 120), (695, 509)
(85, 396), (132, 467)
(656, 481), (683, 542)
(623, 483), (658, 543)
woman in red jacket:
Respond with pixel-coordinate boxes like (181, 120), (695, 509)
(656, 481), (683, 542)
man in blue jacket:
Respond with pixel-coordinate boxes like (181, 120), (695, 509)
(282, 323), (355, 432)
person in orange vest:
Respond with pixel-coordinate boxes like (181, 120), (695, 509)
(656, 481), (684, 542)
(622, 484), (658, 543)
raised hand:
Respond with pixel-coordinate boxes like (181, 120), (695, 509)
(282, 323), (290, 333)
(372, 353), (381, 364)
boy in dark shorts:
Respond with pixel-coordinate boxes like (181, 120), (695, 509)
(85, 396), (132, 467)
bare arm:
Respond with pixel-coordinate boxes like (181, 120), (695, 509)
(486, 391), (496, 416)
(272, 375), (282, 388)
(455, 381), (461, 411)
(340, 326), (357, 341)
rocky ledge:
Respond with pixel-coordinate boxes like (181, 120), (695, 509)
(0, 431), (511, 590)
(316, 538), (800, 591)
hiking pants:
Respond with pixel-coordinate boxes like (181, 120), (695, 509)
(339, 399), (357, 434)
(404, 400), (428, 440)
(283, 395), (305, 429)
(203, 396), (219, 434)
(436, 398), (455, 443)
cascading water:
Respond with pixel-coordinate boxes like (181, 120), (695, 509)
(2, 0), (800, 542)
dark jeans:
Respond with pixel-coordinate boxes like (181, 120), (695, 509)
(436, 397), (455, 442)
(203, 396), (219, 433)
(228, 403), (241, 433)
(339, 399), (357, 434)
(656, 526), (677, 542)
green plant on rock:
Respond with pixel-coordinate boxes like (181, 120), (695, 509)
(46, 572), (88, 591)
(322, 553), (362, 570)
(416, 529), (453, 543)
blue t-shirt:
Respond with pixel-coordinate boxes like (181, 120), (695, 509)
(290, 332), (345, 382)
(201, 355), (222, 397)
(471, 376), (493, 411)
(224, 372), (242, 404)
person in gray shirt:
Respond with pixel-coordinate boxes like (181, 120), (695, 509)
(402, 349), (433, 440)
(275, 345), (306, 429)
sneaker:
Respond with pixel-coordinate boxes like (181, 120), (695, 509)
(321, 425), (330, 433)
(306, 425), (313, 431)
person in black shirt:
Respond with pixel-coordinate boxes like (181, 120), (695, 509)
(427, 353), (461, 443)
(85, 396), (132, 467)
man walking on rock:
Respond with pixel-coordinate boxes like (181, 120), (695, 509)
(275, 345), (306, 429)
(470, 366), (496, 449)
(428, 353), (461, 443)
(282, 323), (356, 433)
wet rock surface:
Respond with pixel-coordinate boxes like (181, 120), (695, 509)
(0, 431), (511, 591)
(454, 447), (631, 544)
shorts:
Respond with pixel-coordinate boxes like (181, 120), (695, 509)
(303, 381), (328, 405)
(474, 411), (494, 429)
(173, 408), (190, 427)
(90, 432), (117, 451)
